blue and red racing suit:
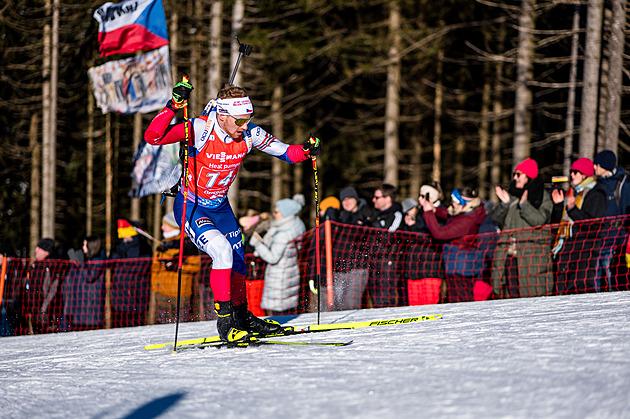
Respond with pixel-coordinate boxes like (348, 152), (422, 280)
(144, 104), (310, 305)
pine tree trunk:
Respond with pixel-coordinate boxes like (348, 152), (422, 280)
(603, 0), (626, 152)
(432, 50), (443, 183)
(105, 113), (112, 255)
(30, 113), (41, 257)
(564, 5), (581, 173)
(513, 0), (535, 166)
(478, 64), (491, 201)
(208, 0), (223, 98)
(87, 88), (94, 235)
(491, 23), (506, 203)
(271, 85), (284, 208)
(41, 0), (50, 244)
(579, 0), (604, 159)
(384, 0), (401, 186)
(130, 113), (142, 221)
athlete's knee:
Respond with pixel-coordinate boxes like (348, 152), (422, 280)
(196, 230), (233, 269)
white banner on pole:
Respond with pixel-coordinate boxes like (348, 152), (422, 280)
(88, 45), (172, 114)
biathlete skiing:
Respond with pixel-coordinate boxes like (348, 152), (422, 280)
(144, 78), (321, 343)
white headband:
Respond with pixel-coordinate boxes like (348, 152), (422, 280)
(216, 97), (253, 116)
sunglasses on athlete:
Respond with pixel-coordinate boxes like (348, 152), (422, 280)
(231, 114), (253, 126)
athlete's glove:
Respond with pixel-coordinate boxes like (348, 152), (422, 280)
(166, 76), (194, 112)
(303, 135), (321, 157)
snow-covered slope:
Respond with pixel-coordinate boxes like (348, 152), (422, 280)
(2, 291), (629, 418)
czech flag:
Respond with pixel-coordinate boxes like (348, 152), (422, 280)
(94, 0), (169, 57)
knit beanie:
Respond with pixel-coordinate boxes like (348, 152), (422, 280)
(419, 185), (440, 203)
(571, 157), (595, 178)
(401, 198), (417, 214)
(594, 150), (616, 172)
(320, 196), (340, 212)
(515, 158), (539, 179)
(162, 212), (179, 229)
(276, 198), (302, 217)
(36, 238), (55, 253)
(339, 187), (360, 202)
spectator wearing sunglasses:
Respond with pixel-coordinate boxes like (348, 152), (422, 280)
(491, 158), (554, 299)
(145, 81), (321, 343)
(421, 186), (487, 302)
(551, 157), (607, 295)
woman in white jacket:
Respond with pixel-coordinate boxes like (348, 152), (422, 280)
(250, 197), (306, 314)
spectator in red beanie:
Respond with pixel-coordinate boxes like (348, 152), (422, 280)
(551, 157), (607, 295)
(492, 158), (553, 299)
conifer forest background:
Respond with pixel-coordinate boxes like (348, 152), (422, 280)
(1, 0), (629, 257)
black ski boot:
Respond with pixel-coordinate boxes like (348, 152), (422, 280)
(215, 301), (249, 343)
(233, 303), (282, 336)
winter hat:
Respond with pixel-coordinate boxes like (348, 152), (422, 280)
(162, 212), (179, 229)
(594, 150), (616, 172)
(36, 238), (55, 253)
(292, 193), (306, 207)
(275, 198), (302, 217)
(401, 198), (418, 214)
(571, 157), (595, 177)
(320, 196), (340, 212)
(419, 184), (440, 203)
(339, 187), (360, 202)
(117, 219), (139, 238)
(239, 215), (261, 230)
(514, 158), (539, 179)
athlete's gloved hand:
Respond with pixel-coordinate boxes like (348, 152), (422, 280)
(166, 76), (194, 112)
(303, 135), (321, 157)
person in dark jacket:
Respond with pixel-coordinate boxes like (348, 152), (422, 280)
(400, 198), (424, 233)
(551, 157), (607, 294)
(324, 186), (374, 310)
(368, 184), (405, 307)
(63, 235), (107, 331)
(23, 238), (67, 334)
(421, 186), (487, 302)
(370, 184), (403, 231)
(492, 158), (554, 298)
(593, 150), (630, 291)
(336, 187), (374, 226)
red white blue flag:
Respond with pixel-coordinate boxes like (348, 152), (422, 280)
(93, 0), (169, 57)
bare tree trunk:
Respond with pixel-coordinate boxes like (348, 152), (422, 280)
(603, 0), (627, 152)
(453, 92), (466, 187)
(564, 4), (581, 173)
(478, 64), (491, 200)
(170, 10), (178, 83)
(130, 113), (142, 220)
(208, 0), (223, 97)
(513, 0), (535, 166)
(105, 113), (112, 255)
(579, 0), (604, 159)
(271, 85), (284, 208)
(384, 0), (401, 187)
(42, 0), (59, 240)
(191, 0), (204, 113)
(432, 50), (443, 183)
(410, 133), (422, 199)
(227, 0), (245, 211)
(41, 0), (50, 242)
(490, 23), (506, 204)
(30, 113), (41, 257)
(87, 88), (94, 235)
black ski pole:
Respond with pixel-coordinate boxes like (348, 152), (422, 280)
(173, 74), (191, 353)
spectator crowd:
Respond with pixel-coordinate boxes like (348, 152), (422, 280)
(2, 151), (630, 336)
